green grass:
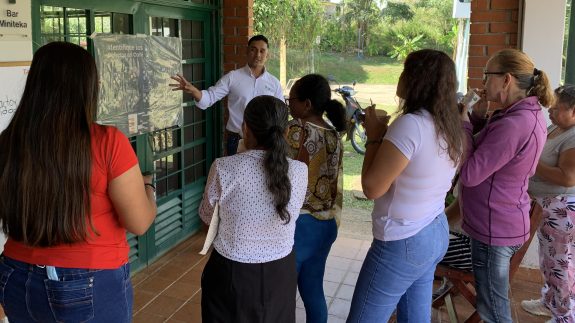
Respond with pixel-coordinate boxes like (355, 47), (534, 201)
(341, 140), (373, 211)
(267, 51), (403, 85)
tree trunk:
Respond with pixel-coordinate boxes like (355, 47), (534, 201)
(280, 36), (287, 89)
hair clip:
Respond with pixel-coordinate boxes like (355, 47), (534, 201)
(533, 68), (541, 76)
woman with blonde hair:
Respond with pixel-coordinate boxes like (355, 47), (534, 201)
(460, 48), (552, 322)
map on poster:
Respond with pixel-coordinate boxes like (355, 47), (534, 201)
(0, 65), (28, 134)
(93, 34), (183, 136)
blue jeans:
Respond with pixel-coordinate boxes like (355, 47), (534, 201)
(346, 213), (449, 323)
(295, 214), (338, 323)
(471, 238), (521, 323)
(0, 256), (133, 323)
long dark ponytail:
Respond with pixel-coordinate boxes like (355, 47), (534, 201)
(293, 74), (347, 132)
(244, 96), (292, 223)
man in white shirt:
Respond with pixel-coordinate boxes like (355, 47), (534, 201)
(170, 35), (284, 155)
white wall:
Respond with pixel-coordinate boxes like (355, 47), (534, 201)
(522, 0), (566, 90)
(0, 0), (33, 255)
(520, 0), (567, 268)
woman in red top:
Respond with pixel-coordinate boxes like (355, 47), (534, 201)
(0, 42), (157, 322)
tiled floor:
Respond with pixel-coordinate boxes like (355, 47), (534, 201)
(131, 231), (549, 323)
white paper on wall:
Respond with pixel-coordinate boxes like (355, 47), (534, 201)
(0, 65), (28, 253)
(0, 65), (28, 134)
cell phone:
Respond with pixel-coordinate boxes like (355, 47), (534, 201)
(462, 89), (481, 113)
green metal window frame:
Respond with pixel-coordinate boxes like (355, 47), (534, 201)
(31, 0), (223, 272)
(565, 0), (574, 84)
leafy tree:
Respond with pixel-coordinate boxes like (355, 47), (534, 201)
(389, 33), (423, 61)
(383, 2), (414, 23)
(254, 0), (323, 50)
(254, 0), (324, 76)
(258, 0), (459, 64)
(342, 0), (383, 56)
(385, 1), (456, 56)
(253, 0), (292, 46)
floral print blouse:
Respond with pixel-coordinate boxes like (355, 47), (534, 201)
(286, 119), (343, 223)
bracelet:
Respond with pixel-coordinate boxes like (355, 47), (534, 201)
(144, 183), (156, 192)
(364, 139), (383, 148)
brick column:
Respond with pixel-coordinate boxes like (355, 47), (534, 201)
(468, 0), (521, 89)
(221, 0), (253, 153)
(222, 0), (253, 73)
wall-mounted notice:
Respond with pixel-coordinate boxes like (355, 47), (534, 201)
(93, 34), (183, 136)
(0, 65), (28, 133)
(0, 1), (33, 62)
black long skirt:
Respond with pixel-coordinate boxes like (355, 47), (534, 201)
(201, 249), (297, 323)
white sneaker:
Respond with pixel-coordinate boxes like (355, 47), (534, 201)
(521, 299), (552, 317)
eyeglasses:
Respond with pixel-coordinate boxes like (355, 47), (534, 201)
(284, 96), (299, 104)
(483, 71), (506, 83)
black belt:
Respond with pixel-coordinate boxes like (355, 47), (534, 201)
(225, 130), (240, 138)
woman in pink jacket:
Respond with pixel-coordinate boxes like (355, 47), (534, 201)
(460, 49), (553, 322)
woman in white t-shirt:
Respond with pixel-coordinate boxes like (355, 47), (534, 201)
(347, 49), (464, 323)
(199, 96), (308, 323)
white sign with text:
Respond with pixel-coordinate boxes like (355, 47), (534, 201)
(0, 65), (28, 133)
(0, 1), (33, 61)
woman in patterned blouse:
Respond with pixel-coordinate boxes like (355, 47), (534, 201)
(521, 85), (575, 322)
(285, 74), (346, 323)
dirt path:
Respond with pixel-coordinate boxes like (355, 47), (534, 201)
(339, 207), (373, 241)
(335, 85), (395, 242)
(329, 83), (398, 109)
(352, 83), (398, 108)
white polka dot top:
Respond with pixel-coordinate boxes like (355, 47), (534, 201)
(199, 149), (308, 263)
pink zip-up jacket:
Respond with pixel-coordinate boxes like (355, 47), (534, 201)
(460, 96), (547, 246)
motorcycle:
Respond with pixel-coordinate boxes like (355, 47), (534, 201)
(331, 79), (367, 154)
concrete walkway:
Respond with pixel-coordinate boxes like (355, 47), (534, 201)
(131, 219), (544, 323)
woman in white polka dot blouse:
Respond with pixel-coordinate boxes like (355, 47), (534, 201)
(199, 95), (309, 323)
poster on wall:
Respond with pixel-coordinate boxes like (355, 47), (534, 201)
(0, 65), (29, 134)
(93, 34), (183, 136)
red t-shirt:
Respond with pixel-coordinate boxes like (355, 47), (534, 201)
(4, 125), (138, 269)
